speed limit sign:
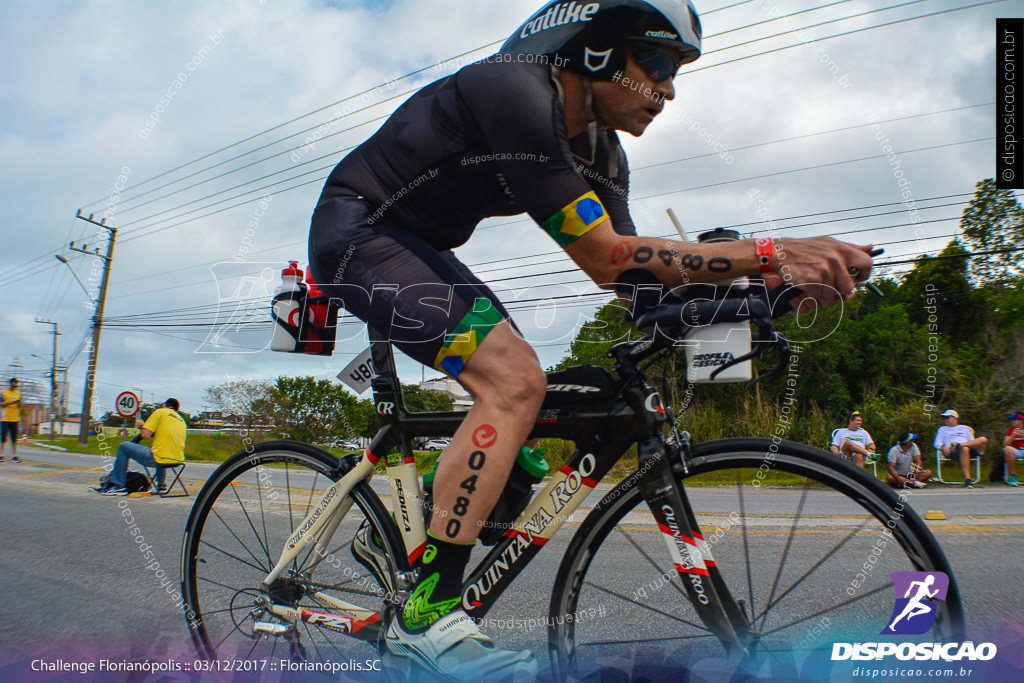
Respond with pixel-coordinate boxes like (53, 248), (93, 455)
(115, 391), (140, 418)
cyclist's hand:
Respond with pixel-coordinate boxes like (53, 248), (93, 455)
(763, 238), (874, 306)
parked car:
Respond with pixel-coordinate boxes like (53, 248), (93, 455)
(421, 439), (450, 452)
(324, 438), (361, 451)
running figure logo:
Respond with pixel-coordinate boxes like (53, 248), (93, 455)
(882, 571), (949, 635)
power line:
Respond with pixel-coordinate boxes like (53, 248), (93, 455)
(79, 2), (987, 246)
(689, 0), (1009, 73)
(78, 40), (507, 210)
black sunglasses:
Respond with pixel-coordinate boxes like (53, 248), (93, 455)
(630, 42), (683, 82)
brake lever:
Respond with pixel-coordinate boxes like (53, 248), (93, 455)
(850, 247), (885, 297)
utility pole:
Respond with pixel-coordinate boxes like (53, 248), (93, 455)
(34, 320), (60, 442)
(71, 212), (117, 446)
(58, 360), (69, 432)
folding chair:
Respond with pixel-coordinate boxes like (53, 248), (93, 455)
(830, 429), (877, 477)
(934, 447), (980, 484)
(1005, 451), (1024, 484)
(143, 462), (188, 497)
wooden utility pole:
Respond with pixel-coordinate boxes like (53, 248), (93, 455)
(34, 320), (59, 441)
(71, 212), (117, 446)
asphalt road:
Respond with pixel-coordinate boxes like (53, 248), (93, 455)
(1, 443), (1021, 682)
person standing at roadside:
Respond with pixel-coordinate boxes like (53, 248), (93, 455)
(1, 378), (24, 463)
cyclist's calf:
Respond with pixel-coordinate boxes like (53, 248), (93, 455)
(428, 324), (546, 544)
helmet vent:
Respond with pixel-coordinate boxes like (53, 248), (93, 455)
(689, 7), (702, 41)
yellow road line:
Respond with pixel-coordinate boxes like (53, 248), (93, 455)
(10, 468), (80, 479)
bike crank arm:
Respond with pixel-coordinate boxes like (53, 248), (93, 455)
(636, 436), (750, 657)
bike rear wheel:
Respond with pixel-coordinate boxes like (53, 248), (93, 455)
(181, 441), (403, 664)
(548, 438), (963, 678)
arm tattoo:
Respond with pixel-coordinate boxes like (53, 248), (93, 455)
(708, 257), (732, 273)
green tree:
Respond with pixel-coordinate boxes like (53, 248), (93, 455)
(401, 384), (456, 413)
(270, 376), (364, 444)
(555, 298), (639, 370)
(899, 242), (987, 347)
(958, 178), (1024, 285)
(204, 378), (273, 430)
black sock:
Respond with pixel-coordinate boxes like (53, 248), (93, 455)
(400, 532), (473, 633)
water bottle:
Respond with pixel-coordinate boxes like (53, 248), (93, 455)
(683, 229), (752, 383)
(270, 261), (306, 352)
(479, 446), (549, 545)
(302, 269), (334, 355)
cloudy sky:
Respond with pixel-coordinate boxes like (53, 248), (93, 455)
(0, 0), (1015, 419)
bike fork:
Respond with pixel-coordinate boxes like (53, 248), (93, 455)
(636, 436), (750, 658)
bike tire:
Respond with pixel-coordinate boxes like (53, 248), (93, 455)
(548, 438), (964, 678)
(180, 441), (404, 663)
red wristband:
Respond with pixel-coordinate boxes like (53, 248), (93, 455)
(754, 237), (773, 274)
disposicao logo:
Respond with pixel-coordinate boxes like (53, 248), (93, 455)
(831, 571), (997, 662)
(882, 571), (948, 635)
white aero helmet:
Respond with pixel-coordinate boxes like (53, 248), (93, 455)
(501, 0), (702, 81)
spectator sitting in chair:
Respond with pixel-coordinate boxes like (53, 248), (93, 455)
(91, 398), (187, 496)
(1003, 411), (1023, 487)
(830, 410), (877, 469)
(933, 408), (987, 489)
(885, 432), (932, 489)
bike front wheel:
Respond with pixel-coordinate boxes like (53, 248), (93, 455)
(181, 441), (403, 665)
(549, 438), (964, 678)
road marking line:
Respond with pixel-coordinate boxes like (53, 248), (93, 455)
(10, 469), (80, 479)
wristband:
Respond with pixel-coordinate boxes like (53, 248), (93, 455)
(754, 237), (773, 274)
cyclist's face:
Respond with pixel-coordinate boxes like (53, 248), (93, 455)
(592, 46), (677, 137)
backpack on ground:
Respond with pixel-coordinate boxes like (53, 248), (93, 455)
(125, 471), (151, 493)
(989, 456), (1005, 482)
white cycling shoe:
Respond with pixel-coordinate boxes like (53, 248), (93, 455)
(385, 609), (536, 682)
(351, 521), (394, 594)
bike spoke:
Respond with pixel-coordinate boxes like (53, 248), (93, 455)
(210, 507), (269, 572)
(737, 466), (755, 623)
(758, 583), (890, 639)
(752, 516), (872, 628)
(199, 537), (270, 575)
(197, 603), (262, 618)
(198, 574), (264, 596)
(616, 527), (690, 603)
(286, 464), (295, 572)
(229, 481), (272, 567)
(303, 621), (326, 661)
(583, 580), (710, 633)
(764, 483), (811, 617)
(578, 632), (718, 647)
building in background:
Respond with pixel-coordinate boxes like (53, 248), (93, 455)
(419, 377), (473, 411)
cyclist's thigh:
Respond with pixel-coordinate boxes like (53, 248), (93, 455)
(310, 200), (517, 378)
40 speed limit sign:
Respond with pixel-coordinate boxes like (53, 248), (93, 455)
(115, 391), (141, 418)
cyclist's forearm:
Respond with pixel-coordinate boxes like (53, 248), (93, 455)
(573, 234), (758, 289)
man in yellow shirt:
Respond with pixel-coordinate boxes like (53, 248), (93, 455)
(1, 377), (24, 463)
(91, 398), (186, 495)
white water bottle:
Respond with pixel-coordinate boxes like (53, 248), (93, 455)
(684, 229), (753, 383)
(270, 261), (307, 352)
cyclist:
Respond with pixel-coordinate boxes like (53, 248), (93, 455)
(308, 0), (875, 677)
